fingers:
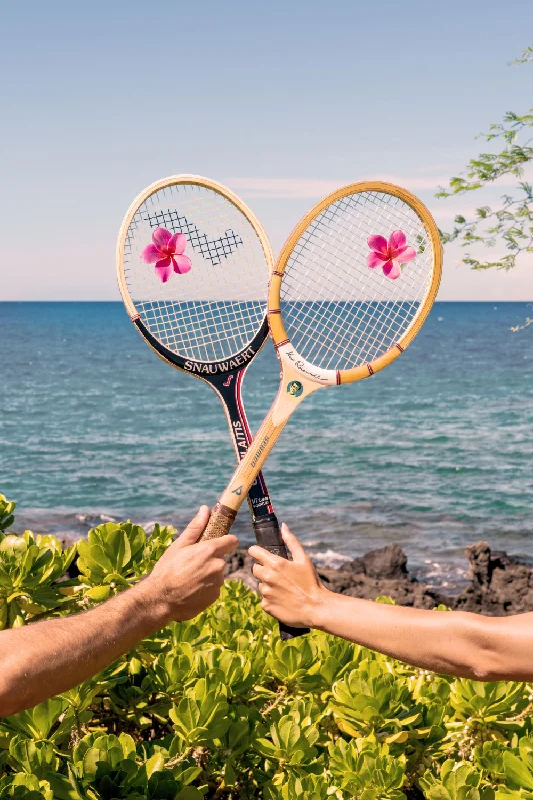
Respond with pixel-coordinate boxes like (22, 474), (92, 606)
(177, 509), (238, 556)
(249, 526), (308, 566)
(248, 544), (279, 566)
(251, 562), (270, 583)
(206, 534), (239, 557)
(281, 523), (307, 563)
(176, 506), (211, 548)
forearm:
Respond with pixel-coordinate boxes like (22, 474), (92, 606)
(0, 580), (167, 716)
(313, 592), (509, 680)
(252, 528), (533, 682)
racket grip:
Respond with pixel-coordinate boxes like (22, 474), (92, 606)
(252, 514), (310, 640)
(200, 503), (237, 541)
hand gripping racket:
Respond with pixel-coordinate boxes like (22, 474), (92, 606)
(116, 175), (308, 639)
(200, 181), (442, 541)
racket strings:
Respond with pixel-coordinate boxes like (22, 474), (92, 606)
(123, 183), (268, 362)
(280, 191), (434, 371)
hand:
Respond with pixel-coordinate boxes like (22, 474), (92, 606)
(142, 506), (238, 623)
(249, 523), (330, 629)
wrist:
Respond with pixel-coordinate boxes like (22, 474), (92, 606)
(307, 585), (336, 630)
(129, 577), (172, 630)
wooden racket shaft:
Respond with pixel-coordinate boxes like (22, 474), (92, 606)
(202, 409), (288, 539)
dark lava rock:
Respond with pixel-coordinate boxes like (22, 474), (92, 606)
(452, 541), (533, 616)
(360, 543), (408, 580)
(227, 540), (533, 616)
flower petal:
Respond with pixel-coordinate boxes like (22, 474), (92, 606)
(367, 234), (388, 254)
(395, 245), (417, 264)
(141, 244), (163, 264)
(168, 232), (187, 255)
(383, 259), (401, 280)
(155, 257), (173, 282)
(388, 230), (406, 254)
(367, 251), (388, 269)
(172, 255), (192, 274)
(152, 227), (173, 247)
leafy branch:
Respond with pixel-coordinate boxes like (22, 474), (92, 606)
(437, 46), (533, 271)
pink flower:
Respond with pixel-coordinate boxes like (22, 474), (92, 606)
(141, 228), (192, 283)
(367, 230), (416, 280)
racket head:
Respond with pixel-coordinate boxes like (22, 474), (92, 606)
(116, 175), (274, 375)
(268, 181), (442, 385)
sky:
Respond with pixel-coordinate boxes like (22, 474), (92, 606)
(1, 0), (532, 301)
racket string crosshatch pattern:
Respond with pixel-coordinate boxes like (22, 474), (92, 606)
(123, 181), (269, 365)
(280, 190), (435, 373)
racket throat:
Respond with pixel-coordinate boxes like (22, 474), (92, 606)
(271, 351), (335, 426)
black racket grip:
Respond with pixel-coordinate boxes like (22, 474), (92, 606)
(252, 514), (310, 640)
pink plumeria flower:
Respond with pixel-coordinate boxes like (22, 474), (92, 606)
(367, 230), (416, 280)
(141, 228), (192, 283)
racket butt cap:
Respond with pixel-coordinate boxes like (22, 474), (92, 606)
(279, 623), (311, 641)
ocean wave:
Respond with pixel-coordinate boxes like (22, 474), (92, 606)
(2, 302), (533, 572)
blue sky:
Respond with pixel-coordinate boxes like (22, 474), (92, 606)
(1, 0), (532, 300)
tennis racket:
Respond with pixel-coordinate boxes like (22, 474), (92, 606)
(199, 181), (442, 541)
(116, 175), (308, 639)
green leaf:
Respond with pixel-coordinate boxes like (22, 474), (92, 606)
(0, 495), (16, 533)
(503, 751), (533, 790)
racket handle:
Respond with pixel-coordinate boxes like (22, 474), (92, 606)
(252, 514), (310, 640)
(200, 503), (237, 540)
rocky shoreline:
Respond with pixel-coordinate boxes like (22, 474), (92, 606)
(225, 541), (533, 616)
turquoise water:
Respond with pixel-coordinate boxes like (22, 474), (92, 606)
(1, 302), (532, 585)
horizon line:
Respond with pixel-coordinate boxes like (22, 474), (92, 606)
(1, 300), (531, 305)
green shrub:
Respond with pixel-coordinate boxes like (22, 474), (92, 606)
(0, 495), (532, 799)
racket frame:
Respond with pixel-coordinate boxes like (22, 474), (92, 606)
(201, 181), (442, 539)
(116, 174), (309, 638)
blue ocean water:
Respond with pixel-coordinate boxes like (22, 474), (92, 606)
(1, 302), (532, 586)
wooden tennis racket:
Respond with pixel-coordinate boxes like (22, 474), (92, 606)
(116, 175), (308, 638)
(199, 181), (442, 541)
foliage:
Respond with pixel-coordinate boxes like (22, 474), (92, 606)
(1, 496), (533, 798)
(0, 496), (15, 535)
(437, 45), (533, 273)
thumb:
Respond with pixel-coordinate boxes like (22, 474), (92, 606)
(281, 523), (307, 564)
(176, 506), (211, 548)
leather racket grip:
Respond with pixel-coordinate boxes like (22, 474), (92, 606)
(253, 514), (310, 640)
(200, 503), (237, 541)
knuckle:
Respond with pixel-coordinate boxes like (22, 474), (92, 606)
(206, 561), (221, 577)
(204, 541), (217, 557)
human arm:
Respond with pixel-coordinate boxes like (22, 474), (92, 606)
(249, 524), (533, 682)
(0, 506), (237, 716)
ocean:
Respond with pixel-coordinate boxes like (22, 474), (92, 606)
(1, 301), (532, 588)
